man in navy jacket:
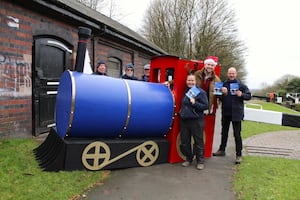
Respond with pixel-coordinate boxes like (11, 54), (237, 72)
(213, 67), (251, 164)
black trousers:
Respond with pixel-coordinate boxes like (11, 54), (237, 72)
(180, 118), (205, 163)
(218, 116), (243, 156)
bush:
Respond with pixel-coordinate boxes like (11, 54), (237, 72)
(294, 104), (300, 112)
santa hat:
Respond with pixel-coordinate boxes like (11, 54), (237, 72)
(204, 56), (218, 66)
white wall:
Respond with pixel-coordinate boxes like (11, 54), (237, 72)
(244, 108), (282, 125)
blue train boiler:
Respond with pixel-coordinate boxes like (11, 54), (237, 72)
(55, 70), (175, 139)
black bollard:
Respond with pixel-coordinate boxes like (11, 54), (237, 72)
(75, 27), (92, 72)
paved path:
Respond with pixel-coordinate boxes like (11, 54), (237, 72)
(81, 110), (300, 200)
(82, 142), (237, 200)
(244, 130), (300, 160)
(81, 110), (237, 200)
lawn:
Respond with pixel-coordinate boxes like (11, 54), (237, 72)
(234, 156), (300, 200)
(1, 100), (299, 200)
(242, 120), (299, 139)
(235, 100), (300, 199)
(245, 100), (300, 115)
(0, 139), (109, 200)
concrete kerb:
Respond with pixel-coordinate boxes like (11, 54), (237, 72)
(244, 130), (300, 160)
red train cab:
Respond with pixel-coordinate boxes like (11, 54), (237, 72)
(150, 55), (221, 163)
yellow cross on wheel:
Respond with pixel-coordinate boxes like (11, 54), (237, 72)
(136, 141), (159, 167)
(81, 141), (111, 170)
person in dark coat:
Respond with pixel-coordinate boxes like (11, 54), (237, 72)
(179, 73), (208, 170)
(141, 64), (150, 81)
(92, 60), (108, 76)
(121, 63), (139, 80)
(213, 67), (251, 164)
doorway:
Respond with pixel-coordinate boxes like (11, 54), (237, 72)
(33, 38), (72, 136)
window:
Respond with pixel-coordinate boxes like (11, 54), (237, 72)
(106, 57), (121, 78)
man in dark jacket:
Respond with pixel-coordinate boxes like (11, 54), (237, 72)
(92, 60), (108, 76)
(141, 64), (150, 81)
(213, 67), (251, 164)
(121, 63), (139, 80)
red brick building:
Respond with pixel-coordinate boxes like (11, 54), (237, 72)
(0, 0), (166, 138)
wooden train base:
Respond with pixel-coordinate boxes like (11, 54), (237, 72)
(34, 128), (170, 171)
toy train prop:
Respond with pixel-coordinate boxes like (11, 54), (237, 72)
(34, 27), (220, 171)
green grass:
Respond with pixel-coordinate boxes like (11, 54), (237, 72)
(236, 101), (300, 200)
(1, 100), (300, 200)
(235, 156), (300, 200)
(242, 121), (299, 139)
(0, 139), (109, 200)
(245, 100), (300, 115)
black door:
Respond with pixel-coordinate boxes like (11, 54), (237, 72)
(33, 38), (72, 136)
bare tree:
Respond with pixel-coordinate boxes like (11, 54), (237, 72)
(143, 0), (197, 57)
(77, 0), (104, 10)
(142, 0), (247, 81)
(77, 0), (120, 19)
(194, 0), (247, 80)
(183, 0), (198, 58)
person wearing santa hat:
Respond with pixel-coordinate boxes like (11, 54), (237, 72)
(194, 56), (221, 114)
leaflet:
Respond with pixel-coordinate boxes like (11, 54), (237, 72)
(185, 86), (200, 99)
(214, 82), (223, 95)
(230, 83), (239, 95)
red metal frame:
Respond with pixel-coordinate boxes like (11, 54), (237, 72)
(150, 55), (221, 163)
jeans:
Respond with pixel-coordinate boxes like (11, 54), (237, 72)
(219, 115), (243, 156)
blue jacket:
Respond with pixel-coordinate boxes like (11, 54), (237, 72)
(141, 74), (149, 82)
(179, 87), (208, 120)
(221, 79), (251, 121)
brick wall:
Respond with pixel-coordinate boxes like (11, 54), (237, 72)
(0, 0), (152, 138)
(1, 1), (34, 137)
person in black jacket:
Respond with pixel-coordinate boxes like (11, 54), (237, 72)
(213, 67), (251, 164)
(179, 73), (208, 170)
(121, 63), (139, 80)
(141, 64), (150, 81)
(92, 60), (108, 76)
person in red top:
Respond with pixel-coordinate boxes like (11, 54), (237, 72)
(269, 92), (275, 102)
(195, 56), (221, 114)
